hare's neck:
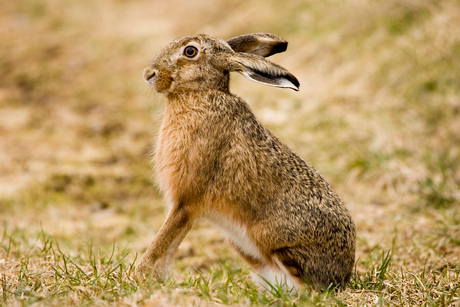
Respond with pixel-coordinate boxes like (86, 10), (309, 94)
(154, 92), (217, 206)
(166, 90), (230, 110)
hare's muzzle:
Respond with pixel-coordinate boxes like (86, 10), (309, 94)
(143, 67), (157, 88)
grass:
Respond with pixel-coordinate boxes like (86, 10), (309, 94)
(0, 227), (336, 306)
(1, 0), (459, 305)
(2, 225), (458, 306)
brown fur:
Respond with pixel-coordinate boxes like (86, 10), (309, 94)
(136, 33), (356, 290)
(227, 33), (288, 57)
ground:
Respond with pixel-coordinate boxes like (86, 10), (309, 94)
(0, 0), (459, 306)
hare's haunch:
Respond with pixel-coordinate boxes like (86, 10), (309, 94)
(137, 33), (356, 290)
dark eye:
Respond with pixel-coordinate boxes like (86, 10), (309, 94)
(184, 46), (198, 58)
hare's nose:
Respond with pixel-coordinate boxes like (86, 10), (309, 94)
(143, 67), (157, 82)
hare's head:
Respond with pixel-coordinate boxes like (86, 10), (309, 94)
(143, 33), (299, 95)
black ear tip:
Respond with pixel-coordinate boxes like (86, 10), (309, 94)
(266, 41), (288, 57)
(287, 73), (300, 89)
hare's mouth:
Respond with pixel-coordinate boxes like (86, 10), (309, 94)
(145, 77), (156, 90)
(143, 68), (174, 93)
(143, 67), (159, 90)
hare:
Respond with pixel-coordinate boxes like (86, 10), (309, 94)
(137, 33), (356, 290)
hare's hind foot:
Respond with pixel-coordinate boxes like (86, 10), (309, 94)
(251, 261), (301, 292)
(230, 241), (301, 291)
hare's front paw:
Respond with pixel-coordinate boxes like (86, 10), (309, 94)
(134, 261), (150, 279)
(135, 260), (167, 282)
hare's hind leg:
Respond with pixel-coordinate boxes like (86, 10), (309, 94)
(270, 247), (306, 289)
(230, 242), (299, 291)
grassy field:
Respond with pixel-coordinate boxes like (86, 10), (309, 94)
(1, 0), (459, 306)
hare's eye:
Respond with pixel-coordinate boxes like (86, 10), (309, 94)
(184, 46), (198, 58)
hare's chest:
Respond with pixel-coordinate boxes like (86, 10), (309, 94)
(154, 124), (204, 202)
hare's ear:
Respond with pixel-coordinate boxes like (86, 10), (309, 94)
(230, 53), (300, 91)
(227, 33), (288, 57)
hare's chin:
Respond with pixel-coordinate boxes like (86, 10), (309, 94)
(146, 80), (167, 93)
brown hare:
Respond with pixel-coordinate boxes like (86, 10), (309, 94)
(137, 33), (356, 291)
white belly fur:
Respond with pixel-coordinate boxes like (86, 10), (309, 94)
(205, 212), (299, 290)
(205, 212), (263, 260)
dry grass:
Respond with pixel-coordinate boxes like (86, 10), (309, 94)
(1, 0), (459, 306)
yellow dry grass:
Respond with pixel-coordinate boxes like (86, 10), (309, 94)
(1, 0), (459, 306)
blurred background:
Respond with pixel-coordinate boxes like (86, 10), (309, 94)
(1, 0), (459, 295)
